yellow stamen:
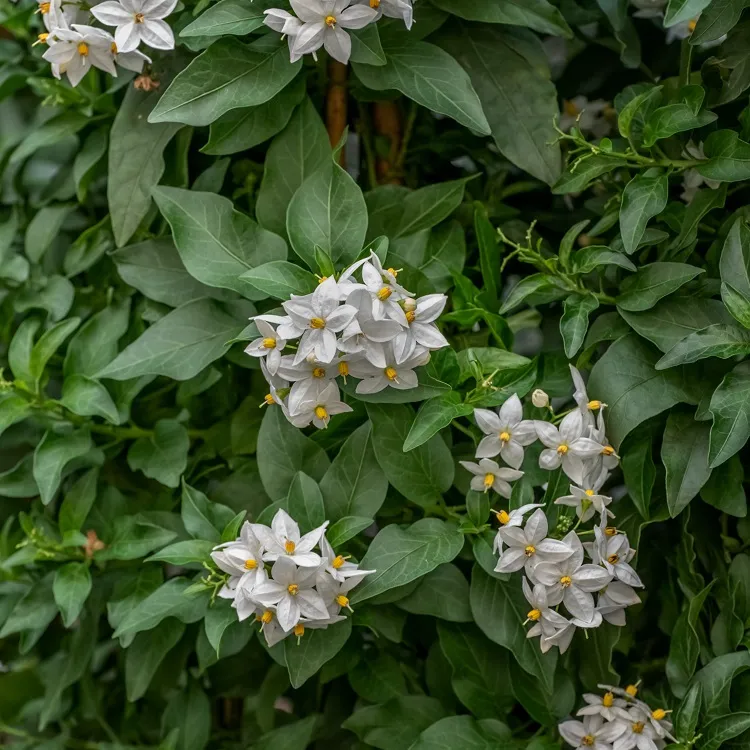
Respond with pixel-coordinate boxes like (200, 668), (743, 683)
(264, 393), (275, 405)
(324, 14), (336, 26)
(293, 623), (305, 637)
(310, 317), (325, 329)
(652, 709), (667, 721)
(318, 275), (328, 284)
(581, 736), (595, 747)
(287, 583), (299, 596)
(370, 0), (380, 6)
(496, 509), (510, 525)
(332, 555), (346, 569)
(499, 431), (511, 442)
(260, 609), (273, 624)
(585, 489), (595, 496)
(688, 18), (697, 32)
(588, 400), (602, 410)
(377, 286), (392, 301)
(386, 267), (398, 276)
(285, 540), (296, 554)
(483, 473), (495, 488)
(39, 2), (50, 12)
(608, 554), (619, 565)
(134, 11), (144, 21)
(557, 444), (569, 455)
(244, 559), (257, 570)
(602, 445), (615, 456)
(524, 544), (536, 557)
(560, 575), (573, 588)
(605, 526), (617, 537)
(405, 310), (416, 323)
(632, 722), (644, 734)
(77, 42), (89, 56)
(262, 337), (276, 349)
(335, 595), (349, 608)
(314, 406), (328, 420)
(110, 41), (117, 53)
(527, 608), (541, 621)
(312, 367), (326, 378)
(385, 367), (398, 381)
(563, 99), (579, 116)
(602, 692), (614, 707)
(338, 361), (349, 377)
(39, 32), (49, 42)
(626, 684), (639, 697)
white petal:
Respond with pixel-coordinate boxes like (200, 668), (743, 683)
(323, 25), (351, 64)
(139, 17), (174, 49)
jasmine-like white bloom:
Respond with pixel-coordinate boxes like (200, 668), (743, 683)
(211, 522), (266, 594)
(555, 467), (613, 522)
(494, 508), (573, 575)
(361, 254), (413, 325)
(528, 617), (577, 655)
(289, 0), (378, 65)
(536, 411), (605, 484)
(90, 0), (177, 52)
(251, 509), (328, 567)
(277, 353), (337, 384)
(355, 0), (412, 27)
(492, 503), (544, 554)
(630, 701), (676, 741)
(338, 288), (402, 368)
(597, 581), (642, 626)
(251, 557), (330, 632)
(591, 523), (643, 588)
(577, 691), (629, 722)
(532, 532), (613, 622)
(319, 536), (374, 583)
(474, 395), (538, 469)
(244, 319), (286, 375)
(459, 459), (523, 497)
(589, 410), (620, 472)
(522, 576), (571, 631)
(570, 365), (606, 426)
(392, 293), (448, 363)
(316, 570), (370, 614)
(559, 715), (626, 750)
(287, 379), (352, 429)
(113, 43), (150, 72)
(43, 24), (117, 86)
(263, 8), (304, 61)
(612, 707), (660, 750)
(350, 345), (429, 394)
(559, 96), (612, 138)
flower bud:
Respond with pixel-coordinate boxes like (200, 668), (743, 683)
(531, 389), (549, 408)
(402, 297), (417, 312)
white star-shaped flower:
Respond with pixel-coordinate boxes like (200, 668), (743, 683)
(459, 458), (523, 497)
(350, 345), (429, 394)
(251, 509), (328, 567)
(43, 24), (116, 86)
(391, 293), (448, 363)
(287, 379), (352, 430)
(474, 395), (538, 469)
(211, 522), (266, 595)
(536, 411), (605, 484)
(91, 0), (177, 52)
(559, 714), (626, 750)
(244, 319), (286, 375)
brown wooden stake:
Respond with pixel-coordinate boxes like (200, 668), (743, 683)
(373, 100), (402, 184)
(326, 60), (348, 167)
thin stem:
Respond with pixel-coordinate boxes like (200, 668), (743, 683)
(394, 100), (417, 174)
(679, 38), (693, 89)
(451, 419), (477, 444)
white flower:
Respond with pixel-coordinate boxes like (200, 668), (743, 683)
(251, 508), (328, 567)
(282, 277), (357, 365)
(474, 395), (538, 469)
(612, 708), (660, 750)
(597, 580), (641, 626)
(591, 524), (643, 588)
(277, 353), (337, 383)
(570, 365), (606, 426)
(532, 532), (613, 623)
(532, 389), (549, 408)
(338, 288), (402, 368)
(90, 0), (177, 52)
(211, 522), (266, 594)
(354, 0), (412, 28)
(492, 503), (544, 554)
(554, 467), (613, 522)
(40, 0), (85, 32)
(316, 570), (370, 614)
(577, 691), (629, 722)
(113, 44), (150, 72)
(494, 508), (573, 575)
(459, 459), (523, 497)
(528, 618), (576, 655)
(559, 96), (612, 138)
(287, 379), (352, 429)
(43, 24), (116, 86)
(360, 254), (413, 325)
(245, 319), (286, 375)
(630, 702), (676, 742)
(350, 345), (429, 394)
(522, 576), (571, 631)
(559, 715), (626, 750)
(536, 411), (605, 484)
(251, 557), (330, 632)
(392, 293), (448, 363)
(589, 410), (619, 472)
(319, 536), (374, 583)
(289, 0), (378, 65)
(263, 8), (304, 62)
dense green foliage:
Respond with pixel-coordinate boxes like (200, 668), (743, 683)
(2, 0), (750, 748)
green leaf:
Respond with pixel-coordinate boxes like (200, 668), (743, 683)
(616, 262), (704, 312)
(353, 40), (491, 135)
(10, 112), (87, 165)
(153, 186), (286, 299)
(257, 405), (330, 501)
(438, 24), (560, 184)
(642, 103), (717, 148)
(73, 127), (107, 203)
(0, 575), (58, 640)
(60, 375), (120, 424)
(127, 420), (189, 488)
(404, 393), (473, 452)
(109, 86), (181, 247)
(125, 619), (186, 702)
(666, 580), (715, 697)
(98, 299), (247, 381)
(656, 324), (750, 369)
(701, 455), (747, 517)
(430, 0), (571, 37)
(98, 515), (177, 561)
(149, 39), (301, 126)
(367, 403), (454, 507)
(350, 651), (407, 703)
(553, 154), (622, 194)
(690, 0), (746, 46)
(24, 204), (74, 263)
(256, 98), (331, 239)
(350, 24), (387, 65)
(162, 682), (211, 750)
(287, 159), (368, 268)
(409, 713), (508, 750)
(665, 0), (713, 26)
(8, 318), (40, 386)
(662, 411), (712, 517)
(180, 0), (272, 37)
(241, 260), (317, 299)
(587, 335), (697, 448)
(29, 317), (81, 387)
(146, 539), (214, 565)
(284, 616), (352, 688)
(326, 516), (373, 548)
(499, 273), (567, 314)
(670, 184), (727, 252)
(698, 130), (750, 182)
(33, 429), (92, 506)
(0, 393), (31, 440)
(253, 716), (318, 750)
(577, 623), (621, 691)
(708, 362), (750, 467)
(700, 713), (750, 750)
(397, 564), (471, 622)
(181, 482), (234, 542)
(621, 435), (655, 519)
(263, 471), (325, 532)
(595, 0), (641, 68)
(560, 294), (599, 358)
(320, 421), (388, 522)
(52, 562), (92, 628)
(619, 170), (669, 255)
(571, 245), (636, 274)
(697, 652), (750, 720)
(204, 77), (306, 156)
(721, 282), (750, 329)
(720, 218), (750, 298)
(673, 680), (702, 743)
(351, 519), (465, 604)
(59, 468), (98, 537)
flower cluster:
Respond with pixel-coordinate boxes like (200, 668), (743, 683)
(245, 251), (449, 430)
(37, 0), (172, 87)
(211, 509), (373, 647)
(460, 366), (644, 653)
(560, 685), (675, 750)
(263, 0), (413, 65)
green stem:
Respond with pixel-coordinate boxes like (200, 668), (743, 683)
(395, 100), (418, 173)
(679, 38), (693, 89)
(451, 419), (477, 444)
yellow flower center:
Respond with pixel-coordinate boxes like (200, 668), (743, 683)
(377, 286), (392, 301)
(688, 18), (697, 31)
(285, 540), (296, 554)
(626, 684), (639, 697)
(294, 623), (305, 636)
(483, 473), (495, 489)
(287, 583), (299, 596)
(312, 367), (326, 378)
(602, 445), (615, 456)
(563, 99), (579, 116)
(385, 367), (398, 381)
(39, 32), (49, 42)
(318, 275), (328, 284)
(588, 400), (601, 410)
(560, 575), (573, 588)
(496, 510), (510, 525)
(310, 317), (326, 329)
(605, 526), (617, 536)
(325, 14), (336, 26)
(134, 12), (144, 21)
(111, 41), (118, 53)
(332, 555), (345, 569)
(527, 608), (541, 621)
(603, 692), (614, 707)
(338, 361), (349, 377)
(262, 337), (276, 349)
(524, 544), (536, 557)
(39, 2), (50, 12)
(585, 489), (595, 496)
(370, 0), (380, 8)
(581, 736), (595, 747)
(315, 406), (328, 420)
(405, 310), (416, 323)
(499, 431), (511, 442)
(335, 595), (349, 607)
(387, 267), (398, 276)
(632, 722), (644, 734)
(652, 709), (667, 721)
(557, 444), (569, 455)
(244, 559), (257, 570)
(260, 610), (273, 624)
(77, 42), (89, 56)
(607, 554), (619, 565)
(264, 393), (275, 405)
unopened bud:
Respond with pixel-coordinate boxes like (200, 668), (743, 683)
(402, 297), (417, 312)
(532, 389), (549, 408)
